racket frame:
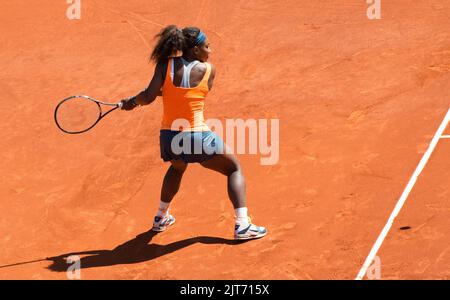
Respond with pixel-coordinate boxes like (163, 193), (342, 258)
(54, 95), (122, 134)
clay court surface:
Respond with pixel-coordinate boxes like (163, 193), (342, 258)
(1, 0), (449, 279)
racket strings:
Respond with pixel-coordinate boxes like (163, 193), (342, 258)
(55, 97), (102, 134)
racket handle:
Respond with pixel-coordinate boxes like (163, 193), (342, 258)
(117, 101), (124, 109)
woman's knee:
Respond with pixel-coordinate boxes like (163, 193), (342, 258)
(231, 161), (242, 175)
(219, 154), (242, 176)
(200, 153), (242, 176)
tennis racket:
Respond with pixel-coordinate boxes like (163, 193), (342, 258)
(54, 95), (123, 134)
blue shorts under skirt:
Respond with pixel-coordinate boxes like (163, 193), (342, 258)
(159, 130), (225, 164)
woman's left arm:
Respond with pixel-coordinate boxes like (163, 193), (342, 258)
(121, 62), (164, 110)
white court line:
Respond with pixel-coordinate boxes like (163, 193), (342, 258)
(441, 135), (450, 139)
(356, 108), (450, 280)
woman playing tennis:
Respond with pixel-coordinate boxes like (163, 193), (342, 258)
(120, 25), (267, 240)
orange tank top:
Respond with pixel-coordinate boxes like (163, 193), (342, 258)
(161, 58), (211, 132)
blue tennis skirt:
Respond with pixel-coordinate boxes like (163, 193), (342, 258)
(160, 130), (225, 164)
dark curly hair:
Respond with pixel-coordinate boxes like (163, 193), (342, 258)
(150, 25), (203, 63)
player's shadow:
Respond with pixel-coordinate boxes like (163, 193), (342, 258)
(46, 230), (247, 272)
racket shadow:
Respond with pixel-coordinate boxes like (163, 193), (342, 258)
(46, 230), (249, 272)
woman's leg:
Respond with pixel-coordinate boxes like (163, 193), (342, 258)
(153, 159), (187, 232)
(200, 153), (246, 209)
(201, 152), (266, 240)
(160, 159), (188, 204)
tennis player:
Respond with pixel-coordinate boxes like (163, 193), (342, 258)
(120, 25), (266, 240)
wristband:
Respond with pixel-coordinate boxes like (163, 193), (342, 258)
(128, 96), (138, 107)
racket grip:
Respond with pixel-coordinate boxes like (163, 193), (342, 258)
(117, 101), (124, 109)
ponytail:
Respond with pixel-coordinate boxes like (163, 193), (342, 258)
(150, 25), (204, 63)
(150, 25), (185, 63)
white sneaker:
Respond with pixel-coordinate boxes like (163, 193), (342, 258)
(152, 213), (176, 232)
(234, 218), (267, 240)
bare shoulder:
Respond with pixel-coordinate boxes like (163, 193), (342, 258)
(192, 62), (211, 78)
(194, 62), (208, 72)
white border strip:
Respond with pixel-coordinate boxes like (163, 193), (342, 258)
(355, 108), (450, 280)
(441, 135), (450, 139)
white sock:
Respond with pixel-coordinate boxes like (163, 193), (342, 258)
(235, 207), (249, 225)
(157, 201), (170, 217)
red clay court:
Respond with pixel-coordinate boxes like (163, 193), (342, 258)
(0, 0), (449, 279)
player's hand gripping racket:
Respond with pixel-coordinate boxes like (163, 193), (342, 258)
(54, 95), (123, 134)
